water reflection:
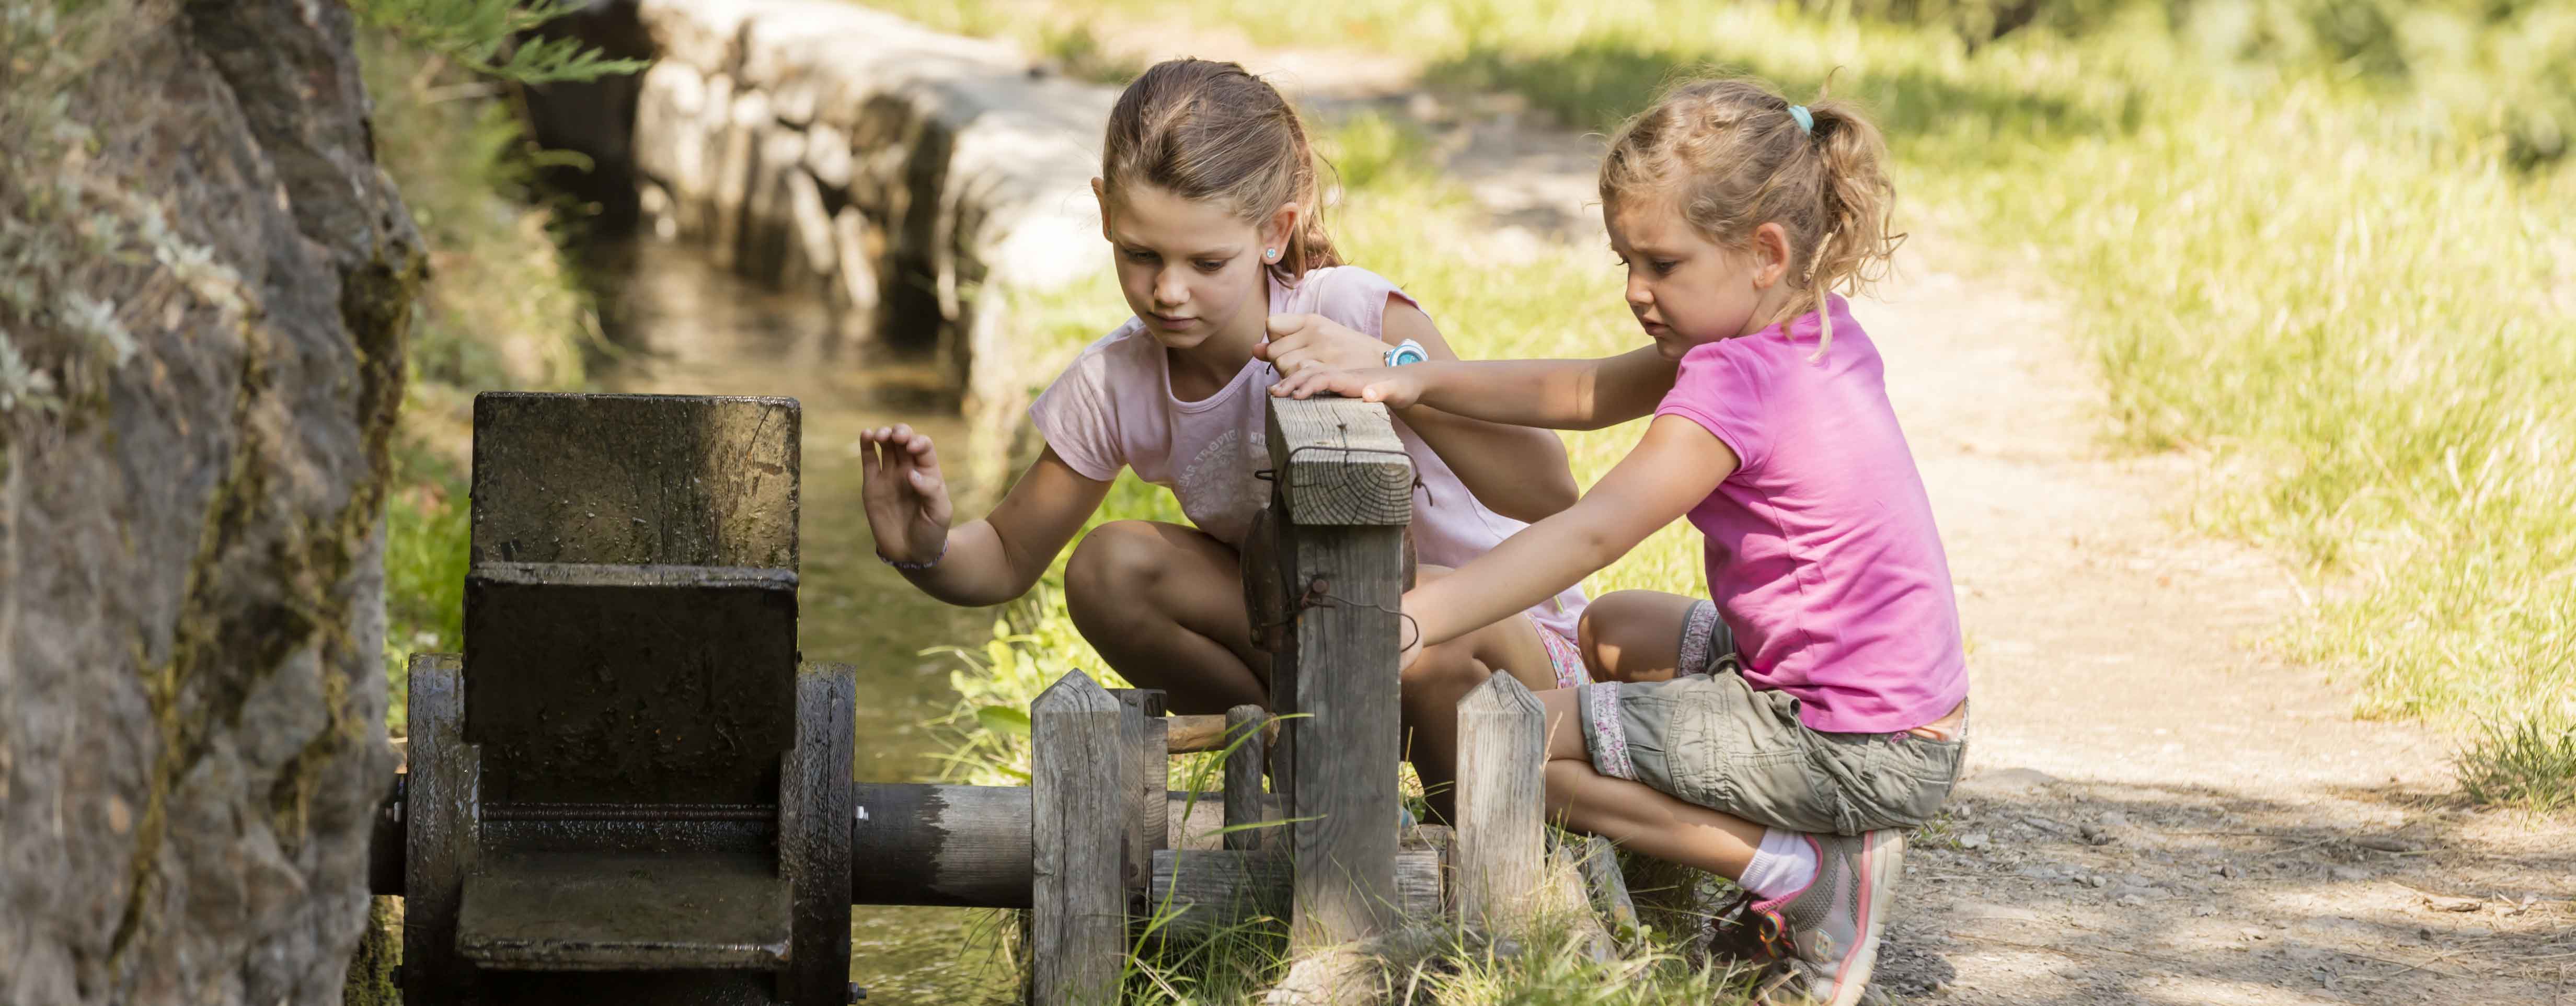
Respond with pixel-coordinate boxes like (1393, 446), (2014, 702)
(587, 237), (1021, 1002)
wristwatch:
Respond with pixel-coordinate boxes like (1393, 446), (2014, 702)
(1384, 338), (1428, 367)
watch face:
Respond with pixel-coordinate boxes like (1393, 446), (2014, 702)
(1388, 341), (1428, 366)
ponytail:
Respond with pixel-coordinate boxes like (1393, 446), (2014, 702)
(1600, 74), (1904, 355)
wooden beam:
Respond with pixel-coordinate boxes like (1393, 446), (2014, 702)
(1144, 848), (1443, 943)
(1111, 688), (1170, 897)
(1032, 670), (1124, 1004)
(1454, 672), (1545, 935)
(1264, 395), (1412, 952)
(846, 786), (1239, 909)
(781, 662), (855, 1004)
(1223, 706), (1271, 852)
(1264, 396), (1414, 527)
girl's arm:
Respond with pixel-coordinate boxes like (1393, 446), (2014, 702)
(1270, 345), (1678, 432)
(1379, 304), (1576, 521)
(860, 425), (1111, 606)
(1406, 415), (1738, 654)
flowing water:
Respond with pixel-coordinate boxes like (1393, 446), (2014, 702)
(588, 237), (1021, 1002)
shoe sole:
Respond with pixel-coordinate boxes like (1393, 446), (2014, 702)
(1825, 830), (1906, 1006)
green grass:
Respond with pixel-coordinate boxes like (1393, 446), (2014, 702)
(2456, 713), (2576, 813)
(875, 0), (2576, 808)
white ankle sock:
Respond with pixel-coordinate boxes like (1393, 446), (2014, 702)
(1739, 828), (1821, 901)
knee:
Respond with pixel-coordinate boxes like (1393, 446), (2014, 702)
(1579, 591), (1677, 684)
(1399, 640), (1489, 703)
(1066, 521), (1170, 623)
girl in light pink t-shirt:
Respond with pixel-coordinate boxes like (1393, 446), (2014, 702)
(856, 59), (1589, 817)
(1275, 78), (1966, 1005)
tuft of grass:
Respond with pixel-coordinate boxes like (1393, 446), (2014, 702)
(2456, 714), (2576, 813)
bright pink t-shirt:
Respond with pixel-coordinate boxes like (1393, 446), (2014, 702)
(1029, 265), (1588, 642)
(1653, 296), (1966, 734)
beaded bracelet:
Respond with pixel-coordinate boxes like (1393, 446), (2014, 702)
(877, 535), (947, 572)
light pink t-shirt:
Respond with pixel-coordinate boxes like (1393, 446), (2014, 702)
(1653, 295), (1968, 734)
(1030, 265), (1587, 642)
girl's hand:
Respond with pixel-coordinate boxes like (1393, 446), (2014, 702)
(858, 424), (953, 564)
(1258, 313), (1395, 377)
(1268, 365), (1423, 410)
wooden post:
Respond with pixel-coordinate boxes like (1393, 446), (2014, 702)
(1032, 670), (1124, 1004)
(1111, 688), (1170, 900)
(1264, 396), (1413, 952)
(1454, 671), (1546, 935)
(1223, 705), (1271, 852)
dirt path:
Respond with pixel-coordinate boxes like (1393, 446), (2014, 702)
(1854, 250), (2575, 1005)
(1054, 25), (2576, 1001)
(1314, 57), (2576, 1006)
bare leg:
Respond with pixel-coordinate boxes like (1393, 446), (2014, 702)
(1536, 687), (1764, 880)
(1064, 521), (1269, 714)
(1398, 580), (1559, 821)
(1577, 589), (1705, 684)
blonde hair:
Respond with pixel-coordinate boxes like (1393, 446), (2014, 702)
(1600, 75), (1903, 353)
(1101, 59), (1340, 284)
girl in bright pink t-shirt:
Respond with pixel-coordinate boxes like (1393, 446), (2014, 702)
(1274, 78), (1965, 1005)
(856, 59), (1590, 817)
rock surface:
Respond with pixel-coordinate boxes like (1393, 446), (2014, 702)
(0, 2), (418, 1003)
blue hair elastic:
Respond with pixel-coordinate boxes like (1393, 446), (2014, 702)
(1789, 105), (1814, 134)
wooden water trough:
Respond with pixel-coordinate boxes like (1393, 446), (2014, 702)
(366, 391), (1595, 1004)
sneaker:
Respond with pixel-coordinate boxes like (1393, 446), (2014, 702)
(1741, 830), (1905, 1006)
(1697, 887), (1787, 968)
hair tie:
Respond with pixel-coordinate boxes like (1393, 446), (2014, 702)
(1788, 105), (1814, 135)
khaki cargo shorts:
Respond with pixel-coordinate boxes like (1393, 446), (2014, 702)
(1576, 603), (1967, 835)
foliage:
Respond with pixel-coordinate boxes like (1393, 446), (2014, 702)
(356, 2), (637, 731)
(351, 0), (647, 84)
(378, 440), (471, 736)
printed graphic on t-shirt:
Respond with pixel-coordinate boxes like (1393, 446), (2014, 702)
(1176, 425), (1267, 547)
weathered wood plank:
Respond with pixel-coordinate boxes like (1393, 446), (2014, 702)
(1265, 395), (1412, 952)
(1263, 396), (1413, 527)
(1111, 688), (1169, 895)
(1223, 706), (1271, 853)
(1289, 521), (1409, 951)
(469, 391), (799, 570)
(1455, 672), (1546, 935)
(1032, 670), (1124, 1004)
(1145, 848), (1443, 942)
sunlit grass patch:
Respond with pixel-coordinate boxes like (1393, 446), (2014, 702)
(2456, 713), (2576, 813)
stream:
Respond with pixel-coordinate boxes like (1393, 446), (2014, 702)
(588, 236), (1023, 1002)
